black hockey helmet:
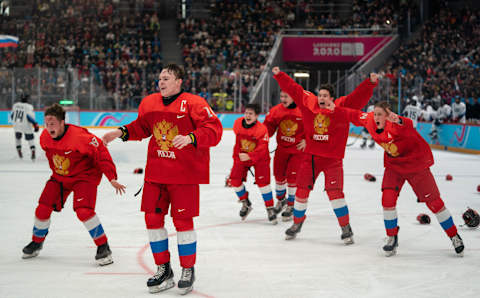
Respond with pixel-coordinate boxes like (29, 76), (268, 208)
(462, 208), (479, 228)
(20, 93), (30, 103)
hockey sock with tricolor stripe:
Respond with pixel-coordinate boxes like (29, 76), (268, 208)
(177, 230), (197, 268)
(383, 208), (399, 236)
(259, 185), (274, 207)
(275, 180), (286, 200)
(330, 197), (350, 227)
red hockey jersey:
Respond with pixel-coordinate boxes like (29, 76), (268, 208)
(263, 103), (304, 154)
(125, 92), (223, 184)
(350, 111), (434, 174)
(273, 71), (377, 160)
(40, 125), (117, 184)
(233, 117), (270, 164)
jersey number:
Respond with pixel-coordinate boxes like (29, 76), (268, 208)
(14, 110), (24, 122)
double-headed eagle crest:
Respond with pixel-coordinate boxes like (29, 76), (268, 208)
(153, 120), (179, 151)
(53, 154), (70, 175)
(279, 119), (298, 137)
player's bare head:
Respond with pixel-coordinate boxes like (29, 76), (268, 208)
(159, 63), (184, 97)
(279, 91), (293, 107)
(44, 103), (66, 138)
(374, 101), (390, 129)
(244, 103), (260, 124)
(317, 84), (334, 108)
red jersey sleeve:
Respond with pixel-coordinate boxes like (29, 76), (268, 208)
(81, 132), (118, 181)
(248, 125), (269, 164)
(335, 78), (378, 110)
(339, 107), (370, 127)
(274, 72), (308, 108)
(263, 108), (278, 137)
(390, 116), (414, 134)
(188, 98), (223, 148)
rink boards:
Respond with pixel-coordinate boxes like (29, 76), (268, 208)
(1, 110), (479, 153)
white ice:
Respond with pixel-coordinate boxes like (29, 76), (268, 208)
(1, 127), (480, 298)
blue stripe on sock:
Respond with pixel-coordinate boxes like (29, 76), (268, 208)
(440, 217), (454, 231)
(150, 239), (168, 254)
(236, 188), (246, 198)
(333, 206), (349, 218)
(88, 224), (105, 239)
(287, 195), (295, 203)
(293, 209), (306, 218)
(384, 218), (398, 230)
(178, 242), (196, 256)
(33, 227), (48, 237)
(262, 192), (273, 202)
(276, 189), (286, 196)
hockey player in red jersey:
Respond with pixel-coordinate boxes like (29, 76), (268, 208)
(272, 66), (378, 243)
(22, 104), (125, 266)
(263, 91), (305, 221)
(349, 101), (464, 256)
(102, 63), (222, 294)
(230, 103), (276, 223)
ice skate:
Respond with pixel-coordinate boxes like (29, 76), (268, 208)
(22, 241), (43, 259)
(383, 235), (398, 257)
(451, 234), (464, 257)
(273, 198), (287, 214)
(267, 207), (278, 225)
(281, 205), (293, 221)
(95, 242), (113, 266)
(368, 140), (375, 149)
(147, 262), (175, 293)
(360, 139), (367, 149)
(31, 149), (36, 161)
(341, 224), (354, 245)
(17, 147), (23, 159)
(285, 221), (303, 240)
(178, 267), (195, 295)
(239, 198), (252, 220)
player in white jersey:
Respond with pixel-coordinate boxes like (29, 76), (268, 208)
(10, 94), (39, 160)
(402, 100), (422, 128)
(437, 100), (452, 122)
(360, 104), (375, 148)
(451, 97), (466, 123)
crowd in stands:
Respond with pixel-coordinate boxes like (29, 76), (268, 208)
(2, 0), (478, 120)
(379, 5), (480, 123)
(178, 0), (414, 112)
(0, 0), (163, 109)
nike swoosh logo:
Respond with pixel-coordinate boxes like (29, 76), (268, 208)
(178, 208), (185, 212)
(65, 151), (72, 154)
(77, 198), (84, 201)
(425, 193), (431, 198)
(331, 181), (336, 184)
(177, 115), (185, 119)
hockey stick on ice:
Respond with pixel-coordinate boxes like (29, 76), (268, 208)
(346, 136), (360, 147)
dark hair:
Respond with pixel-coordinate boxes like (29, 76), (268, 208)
(245, 103), (260, 115)
(319, 84), (335, 98)
(375, 101), (390, 112)
(162, 63), (185, 80)
(45, 103), (66, 120)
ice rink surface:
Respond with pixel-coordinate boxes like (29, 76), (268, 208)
(1, 127), (479, 298)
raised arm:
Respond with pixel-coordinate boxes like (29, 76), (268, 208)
(336, 73), (379, 110)
(272, 67), (308, 108)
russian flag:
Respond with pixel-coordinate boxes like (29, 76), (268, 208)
(0, 35), (19, 48)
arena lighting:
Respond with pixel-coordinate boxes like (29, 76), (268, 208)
(59, 99), (74, 105)
(294, 72), (310, 78)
